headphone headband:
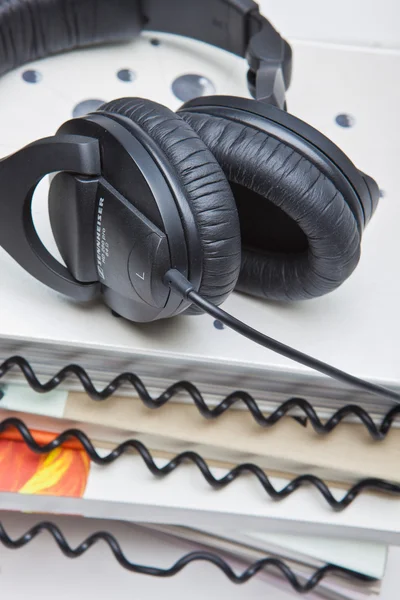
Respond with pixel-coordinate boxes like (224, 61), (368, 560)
(0, 0), (291, 108)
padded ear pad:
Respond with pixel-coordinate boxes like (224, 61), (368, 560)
(180, 106), (362, 301)
(97, 98), (241, 310)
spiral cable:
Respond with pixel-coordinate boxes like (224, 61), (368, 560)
(0, 520), (375, 592)
(1, 356), (399, 440)
(0, 417), (399, 510)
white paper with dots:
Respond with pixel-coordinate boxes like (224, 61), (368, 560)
(0, 31), (399, 414)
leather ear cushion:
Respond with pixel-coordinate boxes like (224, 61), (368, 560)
(180, 110), (361, 301)
(97, 98), (241, 310)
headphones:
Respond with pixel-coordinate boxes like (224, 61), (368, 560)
(0, 0), (391, 401)
(0, 0), (380, 323)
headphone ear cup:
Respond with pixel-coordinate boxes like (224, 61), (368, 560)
(96, 98), (241, 311)
(180, 107), (361, 302)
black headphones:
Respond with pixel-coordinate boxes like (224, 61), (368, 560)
(0, 0), (380, 325)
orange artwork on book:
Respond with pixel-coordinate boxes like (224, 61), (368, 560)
(0, 434), (90, 498)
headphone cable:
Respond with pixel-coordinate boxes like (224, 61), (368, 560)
(165, 269), (400, 403)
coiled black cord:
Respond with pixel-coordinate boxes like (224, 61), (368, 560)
(0, 520), (375, 592)
(1, 417), (399, 510)
(0, 356), (399, 440)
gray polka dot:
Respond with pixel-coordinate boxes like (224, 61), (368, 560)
(172, 74), (216, 102)
(379, 189), (385, 198)
(117, 69), (136, 82)
(213, 320), (225, 330)
(22, 70), (42, 83)
(151, 38), (161, 46)
(72, 99), (105, 118)
(335, 114), (355, 128)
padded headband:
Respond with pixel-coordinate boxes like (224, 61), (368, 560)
(0, 0), (291, 108)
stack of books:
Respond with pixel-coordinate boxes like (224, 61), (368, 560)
(0, 378), (397, 598)
(0, 27), (398, 599)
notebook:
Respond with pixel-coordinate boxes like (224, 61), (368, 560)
(0, 420), (399, 545)
(0, 35), (399, 419)
(0, 510), (386, 600)
(1, 385), (400, 486)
